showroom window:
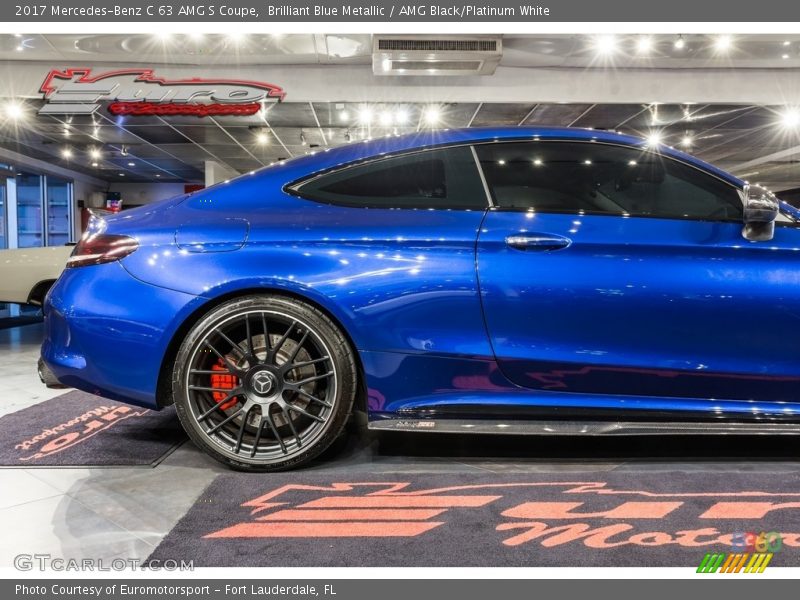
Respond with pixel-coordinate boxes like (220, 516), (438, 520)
(13, 172), (74, 248)
(294, 146), (488, 209)
(474, 141), (743, 221)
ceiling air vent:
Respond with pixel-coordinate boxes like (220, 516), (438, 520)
(373, 35), (502, 76)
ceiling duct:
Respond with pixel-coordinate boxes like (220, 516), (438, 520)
(373, 35), (502, 76)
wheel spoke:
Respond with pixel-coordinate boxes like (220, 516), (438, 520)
(292, 387), (333, 408)
(285, 402), (325, 423)
(270, 320), (297, 359)
(213, 327), (247, 361)
(244, 314), (254, 359)
(204, 340), (240, 375)
(250, 416), (265, 458)
(284, 330), (309, 365)
(261, 313), (270, 354)
(189, 385), (240, 393)
(233, 406), (251, 454)
(264, 410), (287, 454)
(287, 356), (331, 371)
(292, 371), (334, 386)
(197, 389), (242, 422)
(207, 407), (244, 435)
(281, 406), (302, 447)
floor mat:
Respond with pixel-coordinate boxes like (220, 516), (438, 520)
(0, 390), (185, 467)
(147, 471), (800, 567)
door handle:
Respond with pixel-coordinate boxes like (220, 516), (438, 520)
(505, 234), (572, 251)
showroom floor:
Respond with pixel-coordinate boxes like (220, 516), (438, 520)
(2, 323), (800, 567)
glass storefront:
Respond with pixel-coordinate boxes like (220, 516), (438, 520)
(0, 170), (73, 249)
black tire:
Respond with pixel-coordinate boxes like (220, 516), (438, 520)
(172, 294), (357, 471)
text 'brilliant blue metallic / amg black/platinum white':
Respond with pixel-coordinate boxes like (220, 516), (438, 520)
(39, 127), (800, 470)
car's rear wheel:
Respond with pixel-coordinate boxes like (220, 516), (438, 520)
(172, 295), (357, 471)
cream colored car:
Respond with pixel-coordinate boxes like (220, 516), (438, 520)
(0, 246), (73, 306)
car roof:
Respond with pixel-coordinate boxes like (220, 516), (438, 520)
(252, 126), (743, 188)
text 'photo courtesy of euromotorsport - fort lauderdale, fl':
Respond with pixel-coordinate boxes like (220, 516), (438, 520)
(1, 0), (800, 597)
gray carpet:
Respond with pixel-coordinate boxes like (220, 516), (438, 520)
(0, 390), (185, 466)
(147, 471), (800, 567)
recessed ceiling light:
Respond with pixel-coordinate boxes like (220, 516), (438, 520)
(681, 135), (694, 148)
(593, 35), (617, 56)
(780, 107), (800, 129)
(61, 148), (72, 159)
(584, 159), (593, 165)
(89, 148), (101, 160)
(636, 36), (653, 54)
(339, 110), (350, 122)
(358, 106), (373, 124)
(255, 131), (269, 145)
(714, 35), (733, 52)
(533, 159), (543, 166)
(3, 100), (25, 120)
(127, 162), (135, 167)
(424, 106), (441, 125)
(782, 54), (791, 60)
(91, 162), (98, 167)
(15, 45), (23, 52)
(155, 174), (161, 178)
(119, 173), (125, 177)
(674, 35), (686, 50)
(628, 160), (638, 166)
(498, 160), (506, 165)
(784, 41), (792, 46)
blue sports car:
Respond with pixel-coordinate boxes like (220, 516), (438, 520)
(39, 127), (800, 470)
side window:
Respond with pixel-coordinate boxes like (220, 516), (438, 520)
(294, 146), (487, 209)
(474, 141), (743, 221)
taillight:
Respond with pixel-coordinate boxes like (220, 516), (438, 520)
(66, 234), (139, 268)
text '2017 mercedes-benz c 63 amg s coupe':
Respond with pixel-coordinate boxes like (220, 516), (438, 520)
(39, 127), (800, 470)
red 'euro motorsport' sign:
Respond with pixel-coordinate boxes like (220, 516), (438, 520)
(39, 68), (285, 117)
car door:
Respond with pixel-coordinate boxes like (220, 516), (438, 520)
(475, 140), (800, 407)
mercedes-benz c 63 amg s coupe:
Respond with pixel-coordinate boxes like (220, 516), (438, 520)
(39, 127), (800, 470)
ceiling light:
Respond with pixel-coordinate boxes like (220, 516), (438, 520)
(379, 111), (393, 126)
(89, 148), (101, 160)
(674, 35), (686, 50)
(681, 135), (694, 148)
(339, 110), (350, 122)
(155, 33), (172, 42)
(155, 174), (161, 178)
(784, 41), (791, 46)
(714, 35), (733, 52)
(636, 36), (653, 54)
(647, 131), (663, 146)
(61, 148), (72, 159)
(227, 33), (245, 45)
(593, 35), (617, 55)
(127, 161), (135, 167)
(498, 160), (506, 165)
(780, 107), (800, 129)
(358, 106), (373, 124)
(119, 173), (125, 177)
(395, 108), (408, 125)
(628, 160), (637, 166)
(91, 162), (98, 167)
(424, 106), (441, 126)
(533, 159), (543, 166)
(3, 100), (25, 121)
(782, 54), (790, 60)
(255, 131), (269, 145)
(15, 45), (23, 52)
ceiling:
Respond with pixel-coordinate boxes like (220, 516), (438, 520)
(0, 34), (798, 190)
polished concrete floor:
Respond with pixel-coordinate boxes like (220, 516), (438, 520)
(1, 322), (799, 567)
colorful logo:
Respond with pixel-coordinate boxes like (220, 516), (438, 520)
(697, 531), (782, 573)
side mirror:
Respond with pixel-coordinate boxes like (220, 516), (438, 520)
(742, 184), (779, 242)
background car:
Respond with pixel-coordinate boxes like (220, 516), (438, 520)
(40, 127), (800, 472)
(0, 245), (72, 306)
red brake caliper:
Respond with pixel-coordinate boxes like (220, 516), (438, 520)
(210, 359), (239, 410)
